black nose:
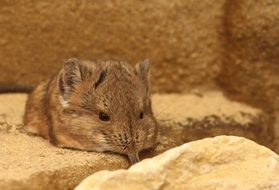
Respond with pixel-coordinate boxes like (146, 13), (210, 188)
(128, 153), (140, 164)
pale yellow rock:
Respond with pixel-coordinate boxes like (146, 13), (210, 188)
(75, 136), (279, 190)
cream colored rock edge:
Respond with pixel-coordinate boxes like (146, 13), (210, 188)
(75, 136), (279, 190)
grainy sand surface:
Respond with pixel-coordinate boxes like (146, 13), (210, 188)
(0, 92), (269, 189)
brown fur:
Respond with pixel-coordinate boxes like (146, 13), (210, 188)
(24, 59), (158, 164)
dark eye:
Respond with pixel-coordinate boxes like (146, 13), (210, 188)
(99, 112), (110, 122)
(139, 112), (144, 119)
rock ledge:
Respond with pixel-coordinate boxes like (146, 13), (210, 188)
(76, 136), (279, 190)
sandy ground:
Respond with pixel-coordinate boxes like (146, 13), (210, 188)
(0, 92), (273, 189)
(152, 92), (261, 125)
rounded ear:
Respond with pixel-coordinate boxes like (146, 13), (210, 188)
(59, 58), (82, 99)
(135, 59), (151, 94)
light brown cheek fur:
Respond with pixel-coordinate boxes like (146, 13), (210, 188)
(52, 112), (117, 152)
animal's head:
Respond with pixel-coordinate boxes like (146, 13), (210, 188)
(58, 58), (158, 164)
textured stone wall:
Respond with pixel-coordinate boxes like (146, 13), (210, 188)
(0, 0), (225, 92)
(218, 0), (279, 112)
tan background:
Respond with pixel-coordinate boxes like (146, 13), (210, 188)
(1, 1), (279, 188)
(0, 0), (279, 113)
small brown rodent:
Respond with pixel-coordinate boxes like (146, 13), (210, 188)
(24, 58), (158, 164)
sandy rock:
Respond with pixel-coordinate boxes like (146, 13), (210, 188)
(218, 0), (279, 153)
(219, 0), (279, 112)
(152, 91), (273, 153)
(75, 136), (279, 190)
(0, 92), (274, 189)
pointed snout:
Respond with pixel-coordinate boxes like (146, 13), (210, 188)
(128, 153), (140, 164)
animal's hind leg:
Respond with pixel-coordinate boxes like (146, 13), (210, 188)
(24, 81), (49, 139)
